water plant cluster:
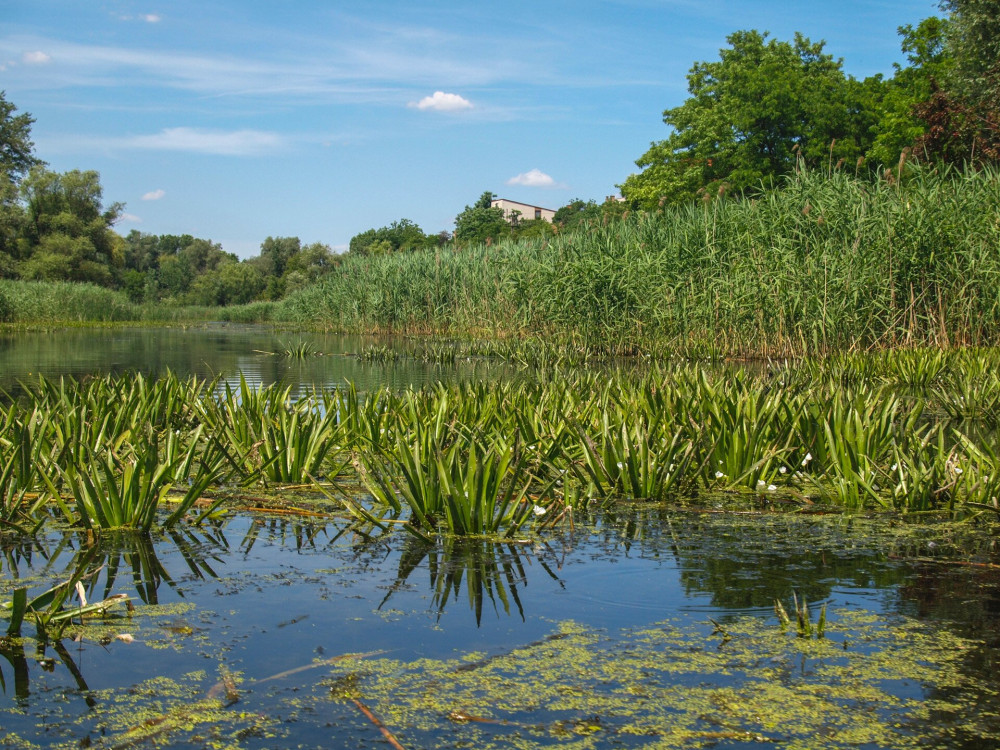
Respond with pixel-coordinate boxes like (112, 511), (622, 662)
(276, 167), (1000, 357)
(3, 349), (1000, 545)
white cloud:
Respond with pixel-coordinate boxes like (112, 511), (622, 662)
(142, 189), (166, 201)
(118, 213), (142, 224)
(22, 50), (50, 65)
(410, 91), (472, 112)
(121, 127), (283, 156)
(506, 168), (562, 188)
(143, 14), (162, 23)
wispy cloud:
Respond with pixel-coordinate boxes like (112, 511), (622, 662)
(142, 188), (166, 200)
(22, 50), (50, 64)
(118, 212), (142, 224)
(143, 14), (162, 23)
(128, 127), (282, 155)
(113, 128), (284, 156)
(506, 168), (566, 189)
(410, 91), (472, 112)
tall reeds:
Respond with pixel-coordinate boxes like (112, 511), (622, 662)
(273, 166), (1000, 357)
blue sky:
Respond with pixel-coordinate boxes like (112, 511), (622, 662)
(2, 0), (940, 257)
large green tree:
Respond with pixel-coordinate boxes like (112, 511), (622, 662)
(0, 91), (40, 186)
(910, 0), (1000, 166)
(620, 31), (877, 207)
(17, 168), (123, 285)
(0, 92), (42, 275)
(453, 191), (509, 244)
(941, 0), (1000, 103)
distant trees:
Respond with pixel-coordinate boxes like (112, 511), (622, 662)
(552, 198), (629, 231)
(453, 191), (509, 245)
(349, 219), (438, 255)
(120, 232), (337, 305)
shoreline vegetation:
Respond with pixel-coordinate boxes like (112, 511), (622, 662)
(3, 167), (999, 359)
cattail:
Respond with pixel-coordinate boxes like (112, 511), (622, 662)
(802, 202), (811, 216)
(835, 158), (845, 171)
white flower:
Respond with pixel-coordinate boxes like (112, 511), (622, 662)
(767, 484), (777, 491)
(617, 462), (624, 469)
(757, 479), (765, 486)
(533, 505), (547, 516)
(955, 467), (964, 474)
(715, 471), (725, 479)
(802, 453), (812, 466)
(891, 463), (898, 471)
(779, 466), (787, 474)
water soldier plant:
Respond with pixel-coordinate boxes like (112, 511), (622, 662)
(3, 349), (1000, 541)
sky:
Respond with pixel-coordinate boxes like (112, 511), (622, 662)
(2, 0), (941, 258)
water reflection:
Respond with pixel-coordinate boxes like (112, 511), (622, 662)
(1, 525), (226, 606)
(0, 325), (510, 395)
(380, 536), (566, 624)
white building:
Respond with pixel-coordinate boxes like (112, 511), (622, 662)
(491, 198), (557, 224)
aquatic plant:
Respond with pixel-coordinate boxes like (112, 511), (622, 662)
(0, 406), (50, 532)
(45, 426), (229, 532)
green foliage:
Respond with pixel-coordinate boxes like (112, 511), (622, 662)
(621, 31), (876, 206)
(941, 0), (1000, 103)
(454, 191), (509, 245)
(277, 167), (1000, 357)
(16, 168), (123, 285)
(866, 18), (954, 168)
(349, 219), (435, 255)
(0, 91), (40, 186)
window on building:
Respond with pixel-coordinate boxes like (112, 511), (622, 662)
(534, 208), (542, 220)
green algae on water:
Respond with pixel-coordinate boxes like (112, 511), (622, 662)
(316, 613), (999, 749)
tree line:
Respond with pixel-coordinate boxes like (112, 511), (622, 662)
(619, 1), (1000, 206)
(0, 92), (338, 306)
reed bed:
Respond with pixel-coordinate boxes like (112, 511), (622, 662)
(0, 280), (140, 323)
(4, 349), (1000, 537)
(271, 167), (1000, 357)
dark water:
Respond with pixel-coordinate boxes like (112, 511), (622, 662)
(2, 508), (999, 749)
(2, 327), (1000, 748)
(0, 325), (508, 395)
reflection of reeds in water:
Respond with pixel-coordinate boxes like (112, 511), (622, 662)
(380, 536), (564, 624)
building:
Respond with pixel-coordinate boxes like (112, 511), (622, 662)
(491, 198), (556, 224)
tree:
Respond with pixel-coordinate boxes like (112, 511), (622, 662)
(866, 18), (953, 167)
(17, 168), (123, 285)
(908, 1), (1000, 166)
(553, 199), (602, 230)
(348, 219), (432, 255)
(620, 31), (875, 207)
(0, 91), (41, 186)
(0, 92), (39, 273)
(941, 0), (1000, 104)
(454, 191), (509, 244)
